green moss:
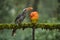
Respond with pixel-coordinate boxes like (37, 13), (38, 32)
(0, 23), (60, 29)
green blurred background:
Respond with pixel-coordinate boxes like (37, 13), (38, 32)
(0, 0), (60, 40)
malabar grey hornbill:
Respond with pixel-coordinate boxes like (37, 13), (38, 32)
(12, 7), (33, 36)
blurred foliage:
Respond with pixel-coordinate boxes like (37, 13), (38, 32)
(0, 0), (60, 40)
(0, 0), (15, 23)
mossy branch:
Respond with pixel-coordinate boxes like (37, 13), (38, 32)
(0, 23), (60, 29)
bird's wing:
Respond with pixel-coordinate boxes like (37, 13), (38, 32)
(15, 8), (27, 24)
(15, 14), (21, 23)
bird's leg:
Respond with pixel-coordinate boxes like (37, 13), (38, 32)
(22, 23), (25, 30)
(18, 23), (25, 30)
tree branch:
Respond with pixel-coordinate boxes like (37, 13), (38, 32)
(0, 23), (60, 29)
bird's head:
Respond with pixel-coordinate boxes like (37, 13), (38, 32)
(25, 7), (33, 11)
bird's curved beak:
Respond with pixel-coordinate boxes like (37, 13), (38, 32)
(27, 7), (33, 11)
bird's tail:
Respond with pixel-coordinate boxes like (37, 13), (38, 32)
(12, 28), (17, 36)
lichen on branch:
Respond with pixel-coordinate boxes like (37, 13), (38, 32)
(0, 23), (60, 29)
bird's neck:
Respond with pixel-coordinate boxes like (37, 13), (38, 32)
(22, 9), (27, 14)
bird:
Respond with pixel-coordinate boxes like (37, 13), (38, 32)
(29, 11), (39, 40)
(30, 11), (39, 24)
(12, 7), (33, 36)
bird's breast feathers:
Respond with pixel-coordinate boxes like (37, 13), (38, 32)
(30, 11), (39, 20)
